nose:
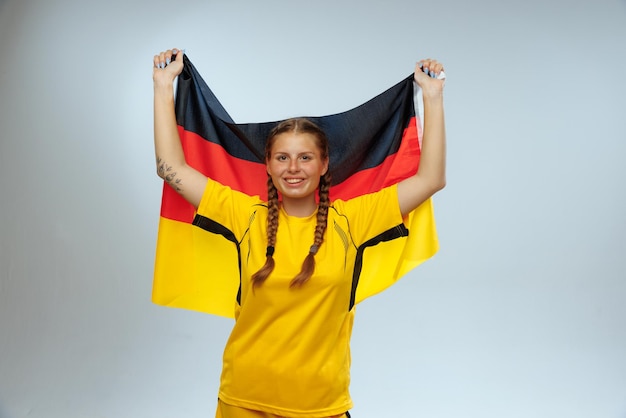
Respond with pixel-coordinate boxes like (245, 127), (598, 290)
(288, 158), (299, 172)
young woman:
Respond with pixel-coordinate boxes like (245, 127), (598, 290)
(153, 49), (446, 418)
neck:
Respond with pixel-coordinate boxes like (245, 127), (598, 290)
(281, 197), (317, 218)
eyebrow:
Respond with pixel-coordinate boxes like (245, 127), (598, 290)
(273, 151), (317, 156)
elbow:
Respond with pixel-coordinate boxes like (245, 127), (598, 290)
(155, 157), (183, 181)
(155, 163), (166, 180)
(155, 157), (165, 180)
(428, 175), (446, 195)
(435, 177), (446, 192)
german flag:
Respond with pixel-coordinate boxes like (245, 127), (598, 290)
(152, 55), (439, 317)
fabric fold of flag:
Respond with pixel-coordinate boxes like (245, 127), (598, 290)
(152, 55), (439, 318)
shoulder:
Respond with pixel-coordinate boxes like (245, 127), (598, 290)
(197, 178), (266, 217)
(331, 184), (399, 213)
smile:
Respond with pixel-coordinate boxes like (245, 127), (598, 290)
(285, 178), (304, 184)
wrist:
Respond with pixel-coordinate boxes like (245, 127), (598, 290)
(153, 82), (175, 100)
(422, 92), (443, 105)
(154, 79), (174, 89)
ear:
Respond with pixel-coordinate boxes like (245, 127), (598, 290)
(321, 158), (329, 176)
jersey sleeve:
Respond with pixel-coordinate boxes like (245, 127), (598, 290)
(332, 184), (404, 247)
(196, 178), (264, 239)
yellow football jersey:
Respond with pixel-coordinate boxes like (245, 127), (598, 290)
(196, 179), (404, 417)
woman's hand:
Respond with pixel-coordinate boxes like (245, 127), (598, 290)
(414, 58), (445, 99)
(153, 48), (184, 86)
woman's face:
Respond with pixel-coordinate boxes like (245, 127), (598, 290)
(266, 132), (329, 203)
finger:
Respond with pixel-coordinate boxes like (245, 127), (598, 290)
(162, 50), (172, 68)
(415, 61), (431, 78)
(423, 59), (444, 78)
(423, 58), (436, 76)
(426, 59), (438, 78)
(157, 51), (167, 69)
(417, 60), (430, 77)
(431, 61), (444, 76)
(165, 49), (177, 66)
(415, 61), (423, 73)
(172, 48), (184, 62)
(154, 51), (170, 69)
(155, 49), (183, 69)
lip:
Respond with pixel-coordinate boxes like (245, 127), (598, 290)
(283, 177), (305, 187)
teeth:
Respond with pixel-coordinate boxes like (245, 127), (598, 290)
(285, 179), (303, 184)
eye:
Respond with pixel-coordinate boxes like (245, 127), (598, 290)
(276, 155), (287, 161)
(300, 154), (312, 161)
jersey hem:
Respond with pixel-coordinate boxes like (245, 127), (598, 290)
(218, 392), (353, 418)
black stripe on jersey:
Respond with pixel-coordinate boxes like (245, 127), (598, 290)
(348, 224), (409, 311)
(192, 214), (243, 304)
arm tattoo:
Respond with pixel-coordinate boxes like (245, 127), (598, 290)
(156, 157), (183, 192)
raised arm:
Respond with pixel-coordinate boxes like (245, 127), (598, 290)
(153, 49), (207, 209)
(397, 59), (447, 217)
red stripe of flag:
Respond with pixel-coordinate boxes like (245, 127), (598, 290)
(161, 118), (420, 224)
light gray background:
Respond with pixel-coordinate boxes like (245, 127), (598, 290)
(1, 0), (625, 417)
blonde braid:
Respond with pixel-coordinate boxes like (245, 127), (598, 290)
(290, 171), (331, 287)
(251, 177), (279, 287)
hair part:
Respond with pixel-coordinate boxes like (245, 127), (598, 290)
(264, 118), (329, 162)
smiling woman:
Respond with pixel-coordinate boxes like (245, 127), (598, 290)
(265, 120), (330, 217)
(152, 48), (446, 418)
(255, 118), (332, 289)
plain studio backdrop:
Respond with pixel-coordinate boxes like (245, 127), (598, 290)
(1, 0), (625, 417)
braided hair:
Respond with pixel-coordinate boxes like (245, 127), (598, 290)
(251, 118), (331, 288)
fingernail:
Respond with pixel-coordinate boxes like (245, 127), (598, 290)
(172, 48), (179, 54)
(159, 62), (164, 69)
(423, 68), (430, 76)
(166, 58), (171, 65)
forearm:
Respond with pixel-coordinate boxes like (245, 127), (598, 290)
(396, 90), (446, 216)
(153, 81), (207, 208)
(154, 82), (186, 176)
(417, 94), (446, 190)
